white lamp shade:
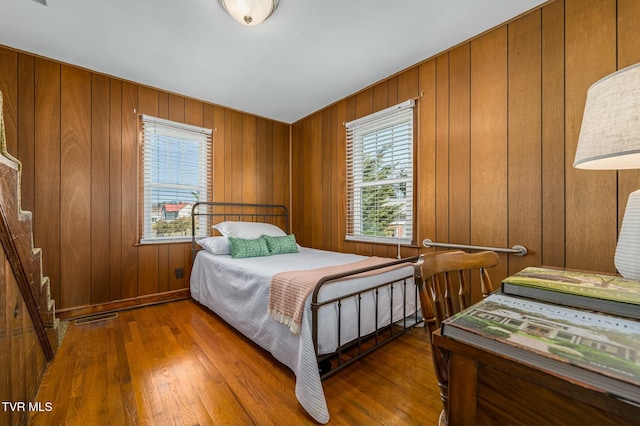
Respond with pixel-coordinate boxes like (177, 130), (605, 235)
(615, 189), (640, 279)
(219, 0), (279, 26)
(574, 62), (640, 170)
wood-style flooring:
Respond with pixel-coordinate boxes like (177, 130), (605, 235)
(30, 299), (442, 425)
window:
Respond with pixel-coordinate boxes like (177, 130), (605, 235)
(140, 115), (212, 243)
(346, 99), (415, 245)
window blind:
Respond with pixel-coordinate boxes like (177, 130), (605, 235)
(346, 99), (415, 245)
(141, 115), (212, 243)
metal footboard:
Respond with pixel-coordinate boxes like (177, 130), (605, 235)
(310, 256), (421, 379)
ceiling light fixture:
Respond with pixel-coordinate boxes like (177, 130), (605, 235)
(219, 0), (279, 26)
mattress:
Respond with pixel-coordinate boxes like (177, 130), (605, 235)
(190, 246), (416, 423)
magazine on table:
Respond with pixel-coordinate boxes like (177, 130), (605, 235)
(501, 266), (640, 320)
(441, 293), (640, 404)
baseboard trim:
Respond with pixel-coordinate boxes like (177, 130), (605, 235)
(56, 289), (191, 320)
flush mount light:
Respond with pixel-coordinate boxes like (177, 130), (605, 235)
(219, 0), (280, 26)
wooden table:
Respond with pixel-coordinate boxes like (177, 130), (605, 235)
(432, 329), (640, 425)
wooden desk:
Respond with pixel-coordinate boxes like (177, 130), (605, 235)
(432, 329), (640, 426)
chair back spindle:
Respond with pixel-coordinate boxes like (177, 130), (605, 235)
(413, 250), (500, 425)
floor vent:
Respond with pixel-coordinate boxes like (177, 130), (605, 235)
(75, 312), (118, 325)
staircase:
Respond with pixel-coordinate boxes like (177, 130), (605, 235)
(0, 90), (58, 359)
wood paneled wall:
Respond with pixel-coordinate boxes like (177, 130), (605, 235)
(0, 47), (289, 311)
(1, 249), (46, 426)
(291, 0), (640, 278)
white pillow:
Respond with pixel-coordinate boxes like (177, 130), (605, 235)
(212, 221), (287, 239)
(197, 236), (231, 255)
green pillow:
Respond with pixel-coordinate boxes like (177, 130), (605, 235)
(262, 234), (299, 255)
(228, 236), (271, 259)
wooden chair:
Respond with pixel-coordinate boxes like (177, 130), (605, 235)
(413, 250), (500, 425)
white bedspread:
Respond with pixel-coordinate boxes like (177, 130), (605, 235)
(190, 247), (416, 424)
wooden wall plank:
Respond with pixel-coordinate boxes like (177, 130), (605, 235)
(255, 118), (268, 205)
(309, 112), (323, 249)
(34, 65), (57, 305)
(120, 82), (139, 300)
(434, 54), (450, 247)
(109, 80), (123, 301)
(0, 48), (18, 157)
(541, 0), (566, 268)
(507, 10), (542, 275)
(91, 73), (111, 304)
(229, 111), (242, 203)
(565, 0), (617, 272)
(137, 86), (159, 297)
(60, 65), (92, 308)
(418, 59), (437, 249)
(18, 54), (35, 213)
(397, 67), (419, 103)
(321, 108), (333, 250)
(184, 98), (203, 127)
(138, 245), (159, 296)
(448, 45), (471, 247)
(470, 28), (509, 280)
(213, 106), (226, 204)
(332, 101), (347, 252)
(242, 115), (257, 205)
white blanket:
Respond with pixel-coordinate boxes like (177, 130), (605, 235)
(189, 247), (416, 423)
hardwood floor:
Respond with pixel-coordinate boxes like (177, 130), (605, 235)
(30, 300), (442, 425)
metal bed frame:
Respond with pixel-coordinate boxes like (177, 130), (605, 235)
(191, 201), (422, 379)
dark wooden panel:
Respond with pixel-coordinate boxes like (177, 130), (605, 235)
(308, 112), (323, 249)
(168, 244), (185, 291)
(507, 10), (542, 274)
(34, 58), (62, 304)
(255, 117), (269, 205)
(109, 79), (123, 302)
(120, 82), (139, 299)
(138, 244), (159, 296)
(229, 110), (243, 203)
(0, 48), (18, 157)
(565, 0), (617, 273)
(321, 108), (333, 250)
(470, 28), (509, 281)
(541, 0), (566, 268)
(60, 65), (92, 308)
(273, 122), (289, 209)
(157, 244), (169, 293)
(242, 115), (257, 205)
(91, 73), (111, 304)
(18, 54), (35, 213)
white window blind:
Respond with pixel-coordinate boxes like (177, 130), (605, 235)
(346, 99), (415, 245)
(141, 115), (212, 243)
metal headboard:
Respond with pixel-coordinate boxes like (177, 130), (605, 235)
(191, 202), (289, 262)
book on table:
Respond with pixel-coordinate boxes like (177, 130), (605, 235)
(501, 266), (640, 320)
(440, 293), (640, 404)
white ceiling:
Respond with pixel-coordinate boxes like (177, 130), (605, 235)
(0, 0), (548, 124)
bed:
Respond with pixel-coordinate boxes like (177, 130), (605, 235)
(189, 202), (421, 423)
